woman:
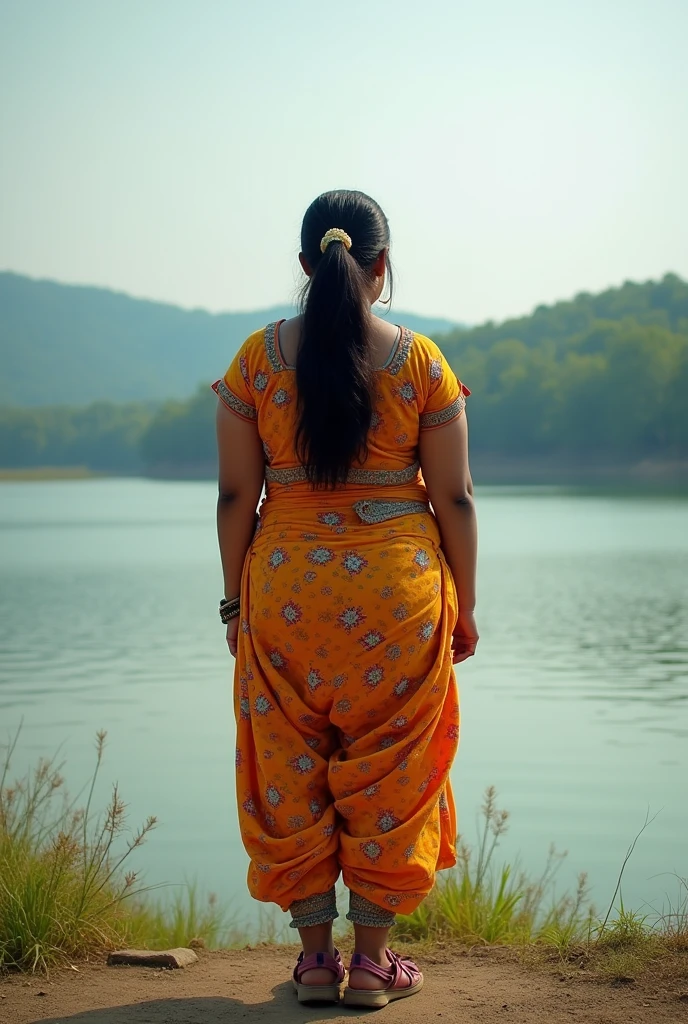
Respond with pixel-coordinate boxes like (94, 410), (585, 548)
(212, 190), (478, 1008)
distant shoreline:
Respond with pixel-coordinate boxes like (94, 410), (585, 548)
(0, 466), (106, 481)
(471, 455), (688, 487)
(2, 457), (688, 488)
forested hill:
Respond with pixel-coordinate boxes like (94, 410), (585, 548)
(0, 272), (459, 406)
(442, 273), (688, 352)
(0, 273), (686, 479)
(438, 273), (688, 460)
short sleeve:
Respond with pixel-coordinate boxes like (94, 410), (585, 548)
(419, 349), (470, 430)
(211, 339), (257, 422)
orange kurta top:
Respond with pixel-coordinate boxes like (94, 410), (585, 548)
(213, 321), (469, 916)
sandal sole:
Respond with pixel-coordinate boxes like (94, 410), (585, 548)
(293, 979), (346, 1005)
(344, 976), (424, 1008)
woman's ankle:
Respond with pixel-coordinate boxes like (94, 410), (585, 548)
(297, 924), (338, 987)
(351, 924), (391, 967)
(353, 948), (390, 968)
(298, 921), (335, 957)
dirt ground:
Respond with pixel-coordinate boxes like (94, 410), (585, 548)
(2, 945), (688, 1024)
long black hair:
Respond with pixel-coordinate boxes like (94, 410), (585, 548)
(295, 190), (392, 487)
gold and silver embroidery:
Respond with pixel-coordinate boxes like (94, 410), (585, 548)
(386, 327), (414, 376)
(212, 379), (257, 421)
(419, 392), (466, 429)
(264, 321), (282, 373)
(265, 461), (421, 487)
(429, 357), (443, 381)
(353, 499), (429, 524)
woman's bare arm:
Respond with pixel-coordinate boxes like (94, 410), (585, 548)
(419, 412), (478, 661)
(216, 401), (264, 607)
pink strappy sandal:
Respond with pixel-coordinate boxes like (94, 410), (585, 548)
(292, 947), (347, 1004)
(344, 948), (424, 1008)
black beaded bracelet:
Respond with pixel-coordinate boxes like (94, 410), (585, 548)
(220, 596), (240, 624)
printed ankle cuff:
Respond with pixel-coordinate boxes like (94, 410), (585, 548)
(346, 891), (396, 928)
(289, 887), (339, 929)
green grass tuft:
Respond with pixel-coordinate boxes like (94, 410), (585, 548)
(0, 727), (161, 972)
(124, 882), (250, 951)
(393, 786), (593, 947)
(2, 733), (686, 981)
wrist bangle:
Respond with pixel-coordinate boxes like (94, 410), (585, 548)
(220, 596), (240, 623)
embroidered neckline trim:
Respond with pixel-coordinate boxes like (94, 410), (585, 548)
(264, 322), (414, 375)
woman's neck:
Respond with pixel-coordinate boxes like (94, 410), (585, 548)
(278, 313), (400, 370)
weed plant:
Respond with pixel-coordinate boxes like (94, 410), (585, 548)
(393, 786), (592, 946)
(2, 732), (686, 979)
(0, 729), (158, 971)
(393, 788), (687, 979)
(125, 882), (248, 951)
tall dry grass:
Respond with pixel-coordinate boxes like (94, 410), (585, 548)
(393, 786), (592, 946)
(391, 786), (687, 984)
(2, 730), (685, 979)
(0, 728), (160, 971)
(0, 728), (248, 970)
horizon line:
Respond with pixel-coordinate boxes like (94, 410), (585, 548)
(0, 266), (683, 329)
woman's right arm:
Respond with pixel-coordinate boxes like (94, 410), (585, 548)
(419, 411), (479, 663)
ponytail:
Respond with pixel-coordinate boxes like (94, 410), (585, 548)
(295, 190), (392, 487)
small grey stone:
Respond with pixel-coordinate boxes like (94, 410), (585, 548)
(107, 947), (198, 969)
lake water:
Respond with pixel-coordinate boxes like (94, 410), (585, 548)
(1, 480), (687, 933)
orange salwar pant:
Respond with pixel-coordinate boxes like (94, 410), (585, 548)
(234, 488), (460, 920)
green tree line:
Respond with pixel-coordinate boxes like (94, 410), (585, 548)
(0, 387), (217, 474)
(1, 274), (686, 475)
(0, 401), (154, 472)
(439, 273), (688, 459)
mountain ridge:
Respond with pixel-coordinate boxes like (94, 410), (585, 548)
(1, 271), (686, 477)
(0, 272), (462, 406)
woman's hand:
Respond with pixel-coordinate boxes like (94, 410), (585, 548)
(226, 616), (240, 658)
(452, 609), (479, 664)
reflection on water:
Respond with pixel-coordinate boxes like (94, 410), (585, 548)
(1, 480), (687, 924)
(481, 554), (688, 708)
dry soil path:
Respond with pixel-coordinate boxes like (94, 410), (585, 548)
(2, 947), (687, 1024)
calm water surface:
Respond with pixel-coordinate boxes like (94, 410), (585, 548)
(1, 480), (686, 928)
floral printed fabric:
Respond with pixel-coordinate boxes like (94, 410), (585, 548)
(213, 322), (468, 917)
(211, 321), (469, 475)
(235, 503), (460, 916)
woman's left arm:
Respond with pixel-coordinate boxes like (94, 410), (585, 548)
(216, 401), (265, 655)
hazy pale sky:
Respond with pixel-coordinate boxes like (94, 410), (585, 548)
(1, 0), (687, 323)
